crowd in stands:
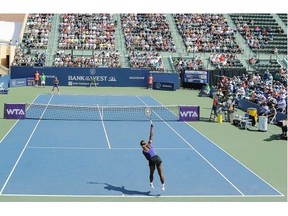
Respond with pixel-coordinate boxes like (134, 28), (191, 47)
(22, 14), (53, 49)
(10, 13), (287, 76)
(214, 71), (287, 119)
(12, 47), (46, 66)
(209, 53), (241, 68)
(173, 14), (243, 53)
(58, 14), (115, 50)
(121, 14), (176, 52)
(128, 51), (165, 71)
(173, 56), (205, 71)
(53, 50), (120, 68)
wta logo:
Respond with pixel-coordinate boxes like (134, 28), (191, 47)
(179, 106), (200, 121)
(180, 111), (198, 118)
(6, 108), (25, 115)
(4, 104), (26, 119)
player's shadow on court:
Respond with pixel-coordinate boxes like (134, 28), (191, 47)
(87, 182), (154, 196)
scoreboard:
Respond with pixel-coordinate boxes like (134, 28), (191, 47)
(183, 70), (208, 84)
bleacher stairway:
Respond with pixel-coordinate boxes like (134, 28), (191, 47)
(45, 14), (61, 67)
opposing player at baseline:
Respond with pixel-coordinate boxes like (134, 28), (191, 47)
(140, 124), (165, 191)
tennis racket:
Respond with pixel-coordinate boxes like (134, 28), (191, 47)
(144, 107), (153, 125)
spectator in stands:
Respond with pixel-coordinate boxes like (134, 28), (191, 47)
(273, 47), (278, 56)
(259, 103), (270, 116)
(276, 96), (287, 113)
(265, 104), (277, 123)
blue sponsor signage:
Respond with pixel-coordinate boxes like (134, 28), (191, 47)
(153, 82), (175, 91)
(10, 67), (180, 89)
(10, 78), (27, 87)
(10, 67), (149, 87)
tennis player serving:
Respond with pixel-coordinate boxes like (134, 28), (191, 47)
(140, 124), (165, 191)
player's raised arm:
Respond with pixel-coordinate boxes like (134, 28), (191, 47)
(148, 124), (153, 144)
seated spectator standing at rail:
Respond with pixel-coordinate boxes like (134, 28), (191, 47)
(248, 109), (257, 127)
(212, 95), (221, 117)
(266, 104), (277, 124)
(276, 96), (287, 113)
(222, 95), (235, 122)
(198, 83), (211, 97)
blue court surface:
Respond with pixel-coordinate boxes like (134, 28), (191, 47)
(0, 94), (283, 198)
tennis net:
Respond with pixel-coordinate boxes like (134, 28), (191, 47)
(25, 103), (183, 121)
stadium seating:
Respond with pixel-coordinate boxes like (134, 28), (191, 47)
(9, 13), (287, 72)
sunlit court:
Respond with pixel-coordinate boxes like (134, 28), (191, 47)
(0, 94), (283, 197)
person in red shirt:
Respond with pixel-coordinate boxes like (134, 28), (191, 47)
(34, 71), (40, 87)
(148, 74), (153, 89)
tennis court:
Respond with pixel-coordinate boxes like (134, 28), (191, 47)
(0, 93), (284, 198)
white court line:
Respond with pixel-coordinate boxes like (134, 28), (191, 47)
(136, 96), (245, 196)
(149, 96), (284, 197)
(0, 120), (19, 143)
(98, 104), (111, 149)
(0, 193), (284, 198)
(0, 94), (54, 195)
(26, 146), (191, 150)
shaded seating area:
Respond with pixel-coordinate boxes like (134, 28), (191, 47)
(230, 13), (287, 54)
(248, 58), (282, 72)
(278, 13), (287, 26)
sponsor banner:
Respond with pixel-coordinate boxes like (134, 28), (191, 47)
(153, 82), (175, 91)
(27, 77), (35, 86)
(179, 106), (200, 121)
(10, 78), (27, 87)
(10, 67), (180, 89)
(4, 103), (26, 119)
(11, 67), (149, 87)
